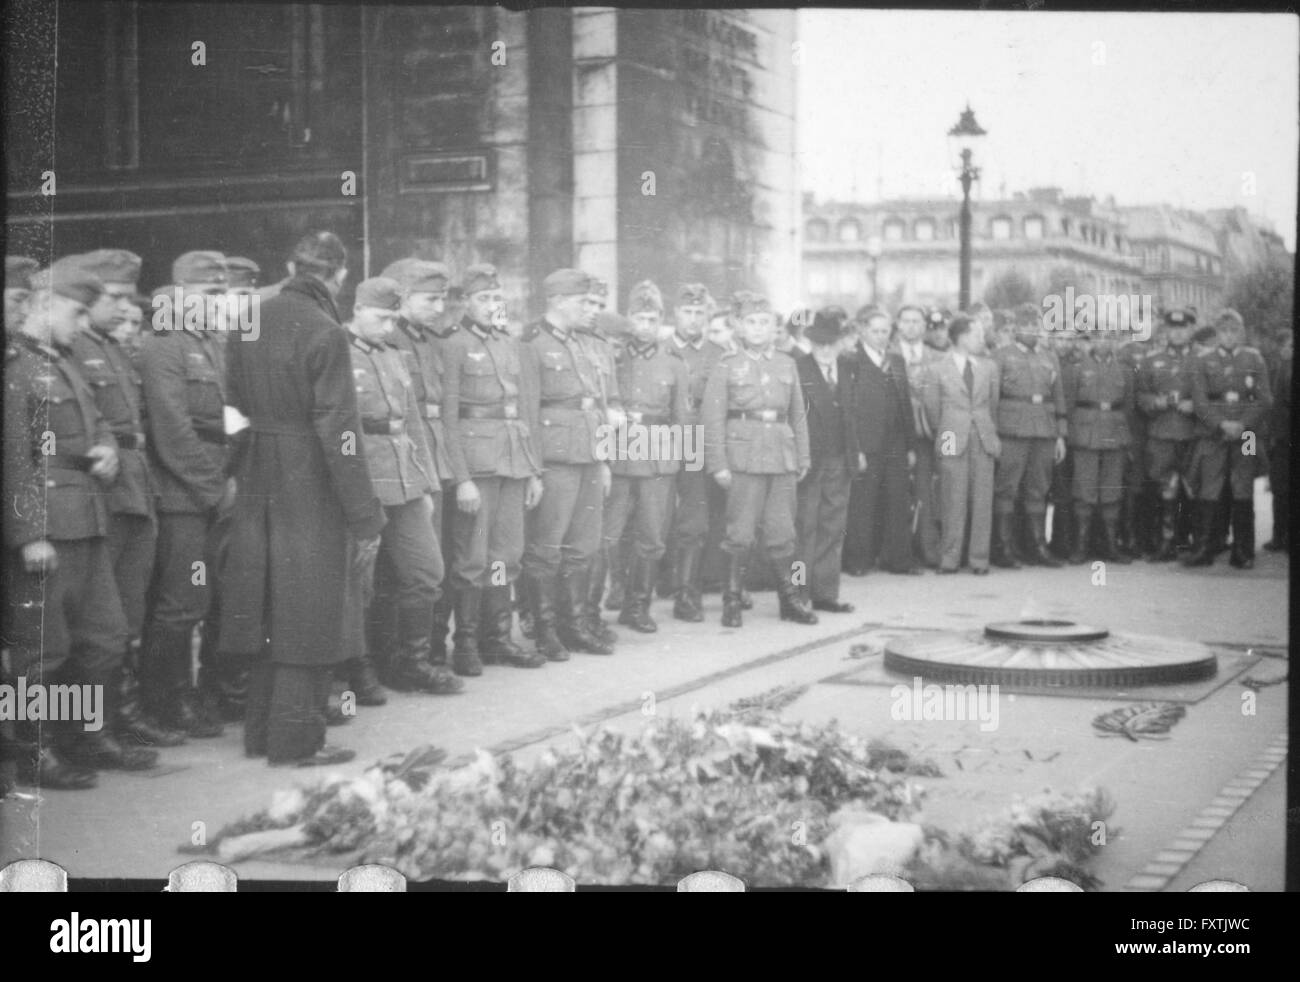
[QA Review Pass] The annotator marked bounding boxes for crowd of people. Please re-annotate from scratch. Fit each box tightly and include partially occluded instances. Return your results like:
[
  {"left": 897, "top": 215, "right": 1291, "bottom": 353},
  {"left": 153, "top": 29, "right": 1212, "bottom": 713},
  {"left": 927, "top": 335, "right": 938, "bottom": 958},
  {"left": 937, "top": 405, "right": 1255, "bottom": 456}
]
[{"left": 0, "top": 230, "right": 1290, "bottom": 792}]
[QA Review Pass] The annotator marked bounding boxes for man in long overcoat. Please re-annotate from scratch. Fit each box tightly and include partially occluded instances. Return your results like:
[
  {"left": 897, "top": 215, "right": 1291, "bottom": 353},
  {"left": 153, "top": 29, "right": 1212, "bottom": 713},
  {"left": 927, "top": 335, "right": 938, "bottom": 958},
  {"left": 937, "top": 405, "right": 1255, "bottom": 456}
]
[{"left": 220, "top": 232, "right": 385, "bottom": 766}]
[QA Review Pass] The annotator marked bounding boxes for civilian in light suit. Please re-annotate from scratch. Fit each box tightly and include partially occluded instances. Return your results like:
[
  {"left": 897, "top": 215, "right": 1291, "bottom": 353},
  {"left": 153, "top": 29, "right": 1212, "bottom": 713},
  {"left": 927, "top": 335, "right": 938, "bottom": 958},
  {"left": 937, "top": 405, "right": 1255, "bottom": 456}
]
[
  {"left": 890, "top": 304, "right": 944, "bottom": 568},
  {"left": 921, "top": 315, "right": 1001, "bottom": 574}
]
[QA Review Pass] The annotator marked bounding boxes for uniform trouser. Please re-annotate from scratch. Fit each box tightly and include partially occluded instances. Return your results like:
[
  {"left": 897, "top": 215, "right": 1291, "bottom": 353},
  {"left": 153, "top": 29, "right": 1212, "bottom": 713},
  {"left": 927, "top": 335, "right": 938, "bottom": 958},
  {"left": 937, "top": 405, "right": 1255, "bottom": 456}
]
[
  {"left": 523, "top": 462, "right": 603, "bottom": 577},
  {"left": 1269, "top": 442, "right": 1288, "bottom": 542},
  {"left": 1193, "top": 438, "right": 1257, "bottom": 502},
  {"left": 361, "top": 497, "right": 441, "bottom": 610},
  {"left": 722, "top": 472, "right": 797, "bottom": 562},
  {"left": 244, "top": 658, "right": 333, "bottom": 763},
  {"left": 107, "top": 512, "right": 156, "bottom": 642},
  {"left": 669, "top": 466, "right": 711, "bottom": 552},
  {"left": 147, "top": 510, "right": 221, "bottom": 635},
  {"left": 1, "top": 538, "right": 127, "bottom": 681},
  {"left": 845, "top": 451, "right": 912, "bottom": 570},
  {"left": 1049, "top": 446, "right": 1074, "bottom": 549},
  {"left": 795, "top": 456, "right": 851, "bottom": 602},
  {"left": 1146, "top": 438, "right": 1194, "bottom": 497},
  {"left": 938, "top": 441, "right": 995, "bottom": 570},
  {"left": 451, "top": 475, "right": 526, "bottom": 590},
  {"left": 603, "top": 474, "right": 674, "bottom": 561},
  {"left": 910, "top": 438, "right": 941, "bottom": 566},
  {"left": 994, "top": 437, "right": 1055, "bottom": 514},
  {"left": 1071, "top": 448, "right": 1126, "bottom": 506}
]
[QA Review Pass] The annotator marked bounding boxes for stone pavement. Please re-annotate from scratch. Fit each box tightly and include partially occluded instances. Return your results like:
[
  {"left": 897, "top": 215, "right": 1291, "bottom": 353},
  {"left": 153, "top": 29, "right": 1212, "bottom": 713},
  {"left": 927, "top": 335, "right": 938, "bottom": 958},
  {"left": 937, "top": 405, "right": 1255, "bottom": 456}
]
[{"left": 0, "top": 485, "right": 1288, "bottom": 889}]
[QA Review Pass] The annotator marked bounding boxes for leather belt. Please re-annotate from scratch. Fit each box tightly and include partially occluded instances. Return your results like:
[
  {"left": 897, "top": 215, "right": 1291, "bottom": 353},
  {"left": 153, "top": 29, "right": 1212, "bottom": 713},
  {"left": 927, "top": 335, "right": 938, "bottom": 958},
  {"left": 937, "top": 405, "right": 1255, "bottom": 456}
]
[
  {"left": 728, "top": 409, "right": 787, "bottom": 423},
  {"left": 113, "top": 432, "right": 147, "bottom": 451},
  {"left": 47, "top": 454, "right": 95, "bottom": 473},
  {"left": 423, "top": 403, "right": 442, "bottom": 420},
  {"left": 1210, "top": 391, "right": 1254, "bottom": 403},
  {"left": 1074, "top": 401, "right": 1118, "bottom": 411},
  {"left": 624, "top": 412, "right": 671, "bottom": 426},
  {"left": 1004, "top": 394, "right": 1048, "bottom": 405},
  {"left": 362, "top": 419, "right": 405, "bottom": 436},
  {"left": 542, "top": 396, "right": 597, "bottom": 411},
  {"left": 460, "top": 403, "right": 519, "bottom": 420}
]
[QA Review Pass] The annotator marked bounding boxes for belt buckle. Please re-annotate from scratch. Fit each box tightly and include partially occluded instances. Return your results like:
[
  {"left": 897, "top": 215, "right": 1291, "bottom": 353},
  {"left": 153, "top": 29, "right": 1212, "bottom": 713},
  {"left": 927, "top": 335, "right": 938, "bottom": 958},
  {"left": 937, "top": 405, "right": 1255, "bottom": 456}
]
[
  {"left": 1030, "top": 394, "right": 1043, "bottom": 405},
  {"left": 425, "top": 403, "right": 441, "bottom": 420},
  {"left": 503, "top": 404, "right": 519, "bottom": 419},
  {"left": 580, "top": 396, "right": 595, "bottom": 410},
  {"left": 1099, "top": 401, "right": 1112, "bottom": 412},
  {"left": 388, "top": 420, "right": 402, "bottom": 435},
  {"left": 1224, "top": 391, "right": 1239, "bottom": 404},
  {"left": 759, "top": 409, "right": 777, "bottom": 422}
]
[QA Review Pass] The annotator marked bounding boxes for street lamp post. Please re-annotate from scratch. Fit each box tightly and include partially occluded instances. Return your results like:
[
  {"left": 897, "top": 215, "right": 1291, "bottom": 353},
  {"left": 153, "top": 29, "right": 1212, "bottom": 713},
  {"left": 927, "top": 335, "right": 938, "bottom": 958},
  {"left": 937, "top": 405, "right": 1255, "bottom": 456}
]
[
  {"left": 948, "top": 104, "right": 987, "bottom": 311},
  {"left": 866, "top": 234, "right": 882, "bottom": 304}
]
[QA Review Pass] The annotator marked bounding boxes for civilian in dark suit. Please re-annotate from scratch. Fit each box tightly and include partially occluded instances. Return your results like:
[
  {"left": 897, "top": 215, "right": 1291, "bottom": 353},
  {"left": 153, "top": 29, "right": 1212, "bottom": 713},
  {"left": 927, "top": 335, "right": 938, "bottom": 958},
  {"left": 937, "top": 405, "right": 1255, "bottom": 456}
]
[
  {"left": 795, "top": 312, "right": 861, "bottom": 612},
  {"left": 1263, "top": 327, "right": 1291, "bottom": 552},
  {"left": 921, "top": 315, "right": 1001, "bottom": 573},
  {"left": 842, "top": 308, "right": 918, "bottom": 575}
]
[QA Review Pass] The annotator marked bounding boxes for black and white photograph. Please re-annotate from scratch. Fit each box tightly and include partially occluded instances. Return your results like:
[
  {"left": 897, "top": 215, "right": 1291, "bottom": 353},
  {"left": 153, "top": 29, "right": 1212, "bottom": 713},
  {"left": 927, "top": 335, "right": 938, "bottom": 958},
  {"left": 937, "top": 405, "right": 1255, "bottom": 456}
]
[{"left": 0, "top": 2, "right": 1294, "bottom": 898}]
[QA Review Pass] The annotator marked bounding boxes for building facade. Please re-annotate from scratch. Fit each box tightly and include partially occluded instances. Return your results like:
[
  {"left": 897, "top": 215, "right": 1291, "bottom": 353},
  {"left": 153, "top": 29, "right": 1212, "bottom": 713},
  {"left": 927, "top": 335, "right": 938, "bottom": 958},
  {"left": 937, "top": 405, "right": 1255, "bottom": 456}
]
[{"left": 4, "top": 2, "right": 797, "bottom": 315}]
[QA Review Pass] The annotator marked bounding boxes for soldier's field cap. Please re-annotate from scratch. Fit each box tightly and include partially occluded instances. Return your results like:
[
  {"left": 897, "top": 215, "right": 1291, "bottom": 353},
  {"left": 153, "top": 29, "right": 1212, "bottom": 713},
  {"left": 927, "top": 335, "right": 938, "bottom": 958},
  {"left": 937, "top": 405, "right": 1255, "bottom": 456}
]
[
  {"left": 1191, "top": 325, "right": 1217, "bottom": 345},
  {"left": 1216, "top": 308, "right": 1244, "bottom": 327},
  {"left": 543, "top": 268, "right": 591, "bottom": 298},
  {"left": 588, "top": 275, "right": 609, "bottom": 298},
  {"left": 354, "top": 276, "right": 403, "bottom": 311},
  {"left": 173, "top": 251, "right": 227, "bottom": 287},
  {"left": 627, "top": 279, "right": 663, "bottom": 314},
  {"left": 6, "top": 256, "right": 39, "bottom": 290},
  {"left": 806, "top": 310, "right": 847, "bottom": 345},
  {"left": 1014, "top": 302, "right": 1043, "bottom": 328},
  {"left": 731, "top": 290, "right": 771, "bottom": 319},
  {"left": 1162, "top": 307, "right": 1195, "bottom": 327},
  {"left": 32, "top": 263, "right": 104, "bottom": 306},
  {"left": 381, "top": 257, "right": 450, "bottom": 294},
  {"left": 73, "top": 248, "right": 142, "bottom": 286},
  {"left": 855, "top": 303, "right": 885, "bottom": 323},
  {"left": 462, "top": 263, "right": 501, "bottom": 296},
  {"left": 677, "top": 282, "right": 711, "bottom": 307},
  {"left": 225, "top": 257, "right": 260, "bottom": 289},
  {"left": 594, "top": 310, "right": 630, "bottom": 336},
  {"left": 927, "top": 308, "right": 949, "bottom": 328}
]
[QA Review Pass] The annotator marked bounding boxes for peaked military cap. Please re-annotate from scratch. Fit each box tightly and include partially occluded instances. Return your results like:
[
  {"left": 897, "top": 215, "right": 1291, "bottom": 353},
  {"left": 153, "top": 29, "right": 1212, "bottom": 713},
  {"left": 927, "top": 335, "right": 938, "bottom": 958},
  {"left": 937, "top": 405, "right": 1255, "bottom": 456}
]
[
  {"left": 70, "top": 248, "right": 142, "bottom": 286},
  {"left": 173, "top": 251, "right": 227, "bottom": 286},
  {"left": 627, "top": 279, "right": 663, "bottom": 314}
]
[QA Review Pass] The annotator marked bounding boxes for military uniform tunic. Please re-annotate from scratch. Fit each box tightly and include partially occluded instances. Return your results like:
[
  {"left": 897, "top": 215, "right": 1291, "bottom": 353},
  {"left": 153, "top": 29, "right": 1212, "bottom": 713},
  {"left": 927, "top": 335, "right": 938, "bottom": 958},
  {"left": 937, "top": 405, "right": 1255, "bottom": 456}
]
[
  {"left": 1063, "top": 350, "right": 1134, "bottom": 506},
  {"left": 667, "top": 334, "right": 726, "bottom": 552},
  {"left": 441, "top": 318, "right": 540, "bottom": 589},
  {"left": 69, "top": 326, "right": 157, "bottom": 640},
  {"left": 1190, "top": 344, "right": 1272, "bottom": 501},
  {"left": 991, "top": 341, "right": 1067, "bottom": 514},
  {"left": 2, "top": 336, "right": 127, "bottom": 678},
  {"left": 1137, "top": 343, "right": 1197, "bottom": 495},
  {"left": 519, "top": 318, "right": 616, "bottom": 577},
  {"left": 702, "top": 344, "right": 810, "bottom": 559},
  {"left": 603, "top": 341, "right": 690, "bottom": 561}
]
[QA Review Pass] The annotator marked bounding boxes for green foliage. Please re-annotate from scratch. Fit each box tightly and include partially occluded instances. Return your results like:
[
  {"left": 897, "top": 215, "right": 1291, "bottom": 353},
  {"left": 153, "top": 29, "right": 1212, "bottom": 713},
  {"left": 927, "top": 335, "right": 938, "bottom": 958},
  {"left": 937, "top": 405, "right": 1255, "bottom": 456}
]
[
  {"left": 983, "top": 268, "right": 1037, "bottom": 310},
  {"left": 1224, "top": 259, "right": 1295, "bottom": 349}
]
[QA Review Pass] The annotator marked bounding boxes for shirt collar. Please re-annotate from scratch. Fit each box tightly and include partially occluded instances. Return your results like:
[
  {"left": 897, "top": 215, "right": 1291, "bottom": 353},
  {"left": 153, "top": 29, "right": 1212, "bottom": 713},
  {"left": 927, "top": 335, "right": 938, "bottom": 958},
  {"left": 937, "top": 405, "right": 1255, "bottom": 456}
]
[
  {"left": 544, "top": 316, "right": 570, "bottom": 342},
  {"left": 952, "top": 350, "right": 968, "bottom": 370},
  {"left": 864, "top": 344, "right": 886, "bottom": 366},
  {"left": 464, "top": 317, "right": 494, "bottom": 341},
  {"left": 673, "top": 332, "right": 704, "bottom": 351},
  {"left": 742, "top": 344, "right": 773, "bottom": 361}
]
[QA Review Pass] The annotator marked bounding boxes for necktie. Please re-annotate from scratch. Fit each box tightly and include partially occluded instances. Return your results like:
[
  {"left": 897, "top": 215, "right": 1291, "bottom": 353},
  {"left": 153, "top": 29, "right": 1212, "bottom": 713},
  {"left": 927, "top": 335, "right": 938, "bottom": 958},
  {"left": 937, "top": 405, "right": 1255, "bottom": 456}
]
[
  {"left": 822, "top": 361, "right": 835, "bottom": 386},
  {"left": 963, "top": 359, "right": 974, "bottom": 394}
]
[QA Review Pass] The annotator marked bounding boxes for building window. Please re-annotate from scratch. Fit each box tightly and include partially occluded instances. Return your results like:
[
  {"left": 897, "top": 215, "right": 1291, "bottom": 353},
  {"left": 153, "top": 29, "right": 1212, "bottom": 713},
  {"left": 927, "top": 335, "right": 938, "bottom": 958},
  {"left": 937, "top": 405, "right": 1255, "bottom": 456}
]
[
  {"left": 839, "top": 266, "right": 860, "bottom": 294},
  {"left": 808, "top": 270, "right": 829, "bottom": 295},
  {"left": 806, "top": 219, "right": 830, "bottom": 243},
  {"left": 944, "top": 218, "right": 957, "bottom": 239},
  {"left": 1024, "top": 216, "right": 1044, "bottom": 239},
  {"left": 838, "top": 219, "right": 861, "bottom": 243},
  {"left": 883, "top": 219, "right": 905, "bottom": 242},
  {"left": 1061, "top": 217, "right": 1072, "bottom": 237},
  {"left": 991, "top": 216, "right": 1012, "bottom": 241},
  {"left": 914, "top": 218, "right": 936, "bottom": 241},
  {"left": 1114, "top": 234, "right": 1123, "bottom": 253}
]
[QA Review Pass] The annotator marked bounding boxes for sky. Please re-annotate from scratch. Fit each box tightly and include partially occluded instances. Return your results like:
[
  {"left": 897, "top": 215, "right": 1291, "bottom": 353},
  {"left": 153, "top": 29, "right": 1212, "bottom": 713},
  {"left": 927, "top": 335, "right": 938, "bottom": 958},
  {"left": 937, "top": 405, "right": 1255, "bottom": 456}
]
[{"left": 796, "top": 10, "right": 1298, "bottom": 249}]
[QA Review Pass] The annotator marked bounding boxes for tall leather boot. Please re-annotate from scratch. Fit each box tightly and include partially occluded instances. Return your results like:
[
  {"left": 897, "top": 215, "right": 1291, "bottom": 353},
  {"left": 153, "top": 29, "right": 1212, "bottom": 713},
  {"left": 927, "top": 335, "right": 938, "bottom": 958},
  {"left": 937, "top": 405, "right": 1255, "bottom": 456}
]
[
  {"left": 14, "top": 719, "right": 98, "bottom": 790},
  {"left": 1229, "top": 499, "right": 1255, "bottom": 569},
  {"left": 991, "top": 512, "right": 1022, "bottom": 569},
  {"left": 427, "top": 588, "right": 453, "bottom": 666},
  {"left": 383, "top": 605, "right": 464, "bottom": 694},
  {"left": 558, "top": 568, "right": 615, "bottom": 654},
  {"left": 525, "top": 572, "right": 567, "bottom": 662},
  {"left": 672, "top": 544, "right": 705, "bottom": 622},
  {"left": 1116, "top": 492, "right": 1140, "bottom": 559},
  {"left": 740, "top": 545, "right": 755, "bottom": 609},
  {"left": 774, "top": 555, "right": 818, "bottom": 624},
  {"left": 1151, "top": 497, "right": 1180, "bottom": 562},
  {"left": 1068, "top": 505, "right": 1091, "bottom": 564},
  {"left": 583, "top": 548, "right": 619, "bottom": 646},
  {"left": 1182, "top": 501, "right": 1218, "bottom": 567},
  {"left": 1026, "top": 512, "right": 1063, "bottom": 567},
  {"left": 346, "top": 654, "right": 387, "bottom": 706},
  {"left": 603, "top": 540, "right": 629, "bottom": 611},
  {"left": 481, "top": 584, "right": 528, "bottom": 661},
  {"left": 117, "top": 642, "right": 185, "bottom": 747},
  {"left": 451, "top": 586, "right": 485, "bottom": 676},
  {"left": 1098, "top": 505, "right": 1132, "bottom": 564},
  {"left": 721, "top": 552, "right": 746, "bottom": 628},
  {"left": 618, "top": 556, "right": 658, "bottom": 633},
  {"left": 150, "top": 625, "right": 224, "bottom": 738},
  {"left": 63, "top": 664, "right": 159, "bottom": 771}
]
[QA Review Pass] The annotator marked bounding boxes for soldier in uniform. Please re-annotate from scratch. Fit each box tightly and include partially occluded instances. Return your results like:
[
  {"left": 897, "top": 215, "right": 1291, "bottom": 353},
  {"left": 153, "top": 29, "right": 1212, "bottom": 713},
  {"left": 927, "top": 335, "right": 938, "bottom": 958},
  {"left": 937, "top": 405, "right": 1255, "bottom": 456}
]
[
  {"left": 891, "top": 304, "right": 944, "bottom": 568},
  {"left": 5, "top": 256, "right": 38, "bottom": 332},
  {"left": 665, "top": 283, "right": 723, "bottom": 621},
  {"left": 705, "top": 307, "right": 735, "bottom": 352},
  {"left": 603, "top": 293, "right": 689, "bottom": 632},
  {"left": 1063, "top": 332, "right": 1136, "bottom": 563},
  {"left": 378, "top": 258, "right": 467, "bottom": 681},
  {"left": 65, "top": 250, "right": 182, "bottom": 747},
  {"left": 702, "top": 291, "right": 816, "bottom": 628},
  {"left": 3, "top": 264, "right": 157, "bottom": 786},
  {"left": 1047, "top": 325, "right": 1085, "bottom": 560},
  {"left": 1136, "top": 308, "right": 1199, "bottom": 561},
  {"left": 924, "top": 308, "right": 952, "bottom": 353},
  {"left": 442, "top": 264, "right": 546, "bottom": 673},
  {"left": 990, "top": 303, "right": 1067, "bottom": 567},
  {"left": 345, "top": 277, "right": 462, "bottom": 697},
  {"left": 519, "top": 268, "right": 618, "bottom": 657},
  {"left": 138, "top": 251, "right": 231, "bottom": 738},
  {"left": 1185, "top": 309, "right": 1272, "bottom": 568},
  {"left": 1263, "top": 328, "right": 1291, "bottom": 553},
  {"left": 1117, "top": 324, "right": 1155, "bottom": 559}
]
